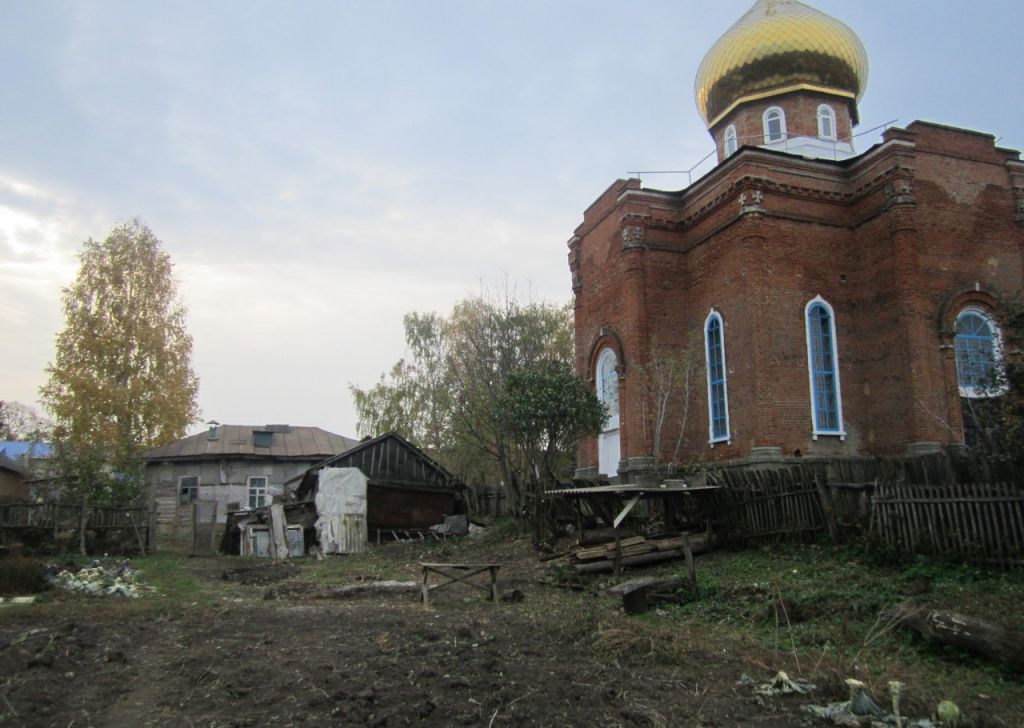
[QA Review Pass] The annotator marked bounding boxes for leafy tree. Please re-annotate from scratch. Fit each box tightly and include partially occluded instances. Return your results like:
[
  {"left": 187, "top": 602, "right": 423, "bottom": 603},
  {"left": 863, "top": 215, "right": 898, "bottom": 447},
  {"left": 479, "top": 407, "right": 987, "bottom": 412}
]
[
  {"left": 40, "top": 219, "right": 199, "bottom": 511},
  {"left": 350, "top": 284, "right": 576, "bottom": 525},
  {"left": 0, "top": 400, "right": 52, "bottom": 441},
  {"left": 497, "top": 360, "right": 606, "bottom": 541}
]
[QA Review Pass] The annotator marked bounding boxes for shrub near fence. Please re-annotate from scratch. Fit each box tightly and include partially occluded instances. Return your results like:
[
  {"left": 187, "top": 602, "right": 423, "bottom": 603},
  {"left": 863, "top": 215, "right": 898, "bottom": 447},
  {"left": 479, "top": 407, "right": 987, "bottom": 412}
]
[{"left": 0, "top": 502, "right": 150, "bottom": 555}]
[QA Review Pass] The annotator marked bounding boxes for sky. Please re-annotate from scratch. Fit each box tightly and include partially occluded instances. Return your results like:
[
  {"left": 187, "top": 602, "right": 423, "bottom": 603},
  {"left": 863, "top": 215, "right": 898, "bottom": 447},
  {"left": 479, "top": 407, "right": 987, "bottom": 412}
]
[{"left": 2, "top": 0, "right": 1022, "bottom": 439}]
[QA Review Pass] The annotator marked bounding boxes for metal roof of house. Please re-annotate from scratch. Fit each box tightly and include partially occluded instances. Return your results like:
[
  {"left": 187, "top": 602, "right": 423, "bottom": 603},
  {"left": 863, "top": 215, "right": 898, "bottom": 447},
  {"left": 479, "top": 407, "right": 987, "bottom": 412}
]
[
  {"left": 143, "top": 425, "right": 359, "bottom": 462},
  {"left": 0, "top": 441, "right": 54, "bottom": 460},
  {"left": 0, "top": 452, "right": 27, "bottom": 476}
]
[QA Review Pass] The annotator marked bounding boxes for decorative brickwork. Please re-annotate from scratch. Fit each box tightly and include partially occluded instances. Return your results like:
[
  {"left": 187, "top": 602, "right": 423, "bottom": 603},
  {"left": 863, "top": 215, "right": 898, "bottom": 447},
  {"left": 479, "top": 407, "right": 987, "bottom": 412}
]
[{"left": 571, "top": 122, "right": 1024, "bottom": 480}]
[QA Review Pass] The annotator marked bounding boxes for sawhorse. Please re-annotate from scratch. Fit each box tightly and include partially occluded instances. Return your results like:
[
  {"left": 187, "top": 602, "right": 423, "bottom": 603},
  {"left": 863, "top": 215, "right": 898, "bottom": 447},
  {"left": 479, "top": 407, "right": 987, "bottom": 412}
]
[{"left": 420, "top": 562, "right": 500, "bottom": 606}]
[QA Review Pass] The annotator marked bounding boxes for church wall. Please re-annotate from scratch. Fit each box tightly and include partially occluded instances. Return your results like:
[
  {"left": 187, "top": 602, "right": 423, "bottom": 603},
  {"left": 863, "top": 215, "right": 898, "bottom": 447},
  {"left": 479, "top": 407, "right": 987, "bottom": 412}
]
[{"left": 571, "top": 124, "right": 1023, "bottom": 477}]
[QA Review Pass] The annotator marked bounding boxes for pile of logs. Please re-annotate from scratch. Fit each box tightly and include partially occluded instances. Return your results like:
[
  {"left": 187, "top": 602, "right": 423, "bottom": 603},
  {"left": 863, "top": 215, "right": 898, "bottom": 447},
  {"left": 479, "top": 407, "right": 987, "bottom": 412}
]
[{"left": 570, "top": 532, "right": 710, "bottom": 574}]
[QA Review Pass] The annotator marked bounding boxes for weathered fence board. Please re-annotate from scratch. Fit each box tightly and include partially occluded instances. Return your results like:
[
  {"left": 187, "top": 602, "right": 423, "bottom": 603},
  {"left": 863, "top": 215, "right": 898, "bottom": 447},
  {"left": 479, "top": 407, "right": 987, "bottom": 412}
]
[
  {"left": 871, "top": 481, "right": 1024, "bottom": 565},
  {"left": 0, "top": 502, "right": 150, "bottom": 554}
]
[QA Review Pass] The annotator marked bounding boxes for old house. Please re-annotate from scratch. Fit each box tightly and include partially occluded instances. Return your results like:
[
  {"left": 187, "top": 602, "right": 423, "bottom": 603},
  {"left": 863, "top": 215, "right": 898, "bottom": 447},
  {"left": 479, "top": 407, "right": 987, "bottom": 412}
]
[
  {"left": 291, "top": 431, "right": 466, "bottom": 538},
  {"left": 144, "top": 424, "right": 359, "bottom": 540},
  {"left": 0, "top": 453, "right": 28, "bottom": 502},
  {"left": 571, "top": 0, "right": 1023, "bottom": 482}
]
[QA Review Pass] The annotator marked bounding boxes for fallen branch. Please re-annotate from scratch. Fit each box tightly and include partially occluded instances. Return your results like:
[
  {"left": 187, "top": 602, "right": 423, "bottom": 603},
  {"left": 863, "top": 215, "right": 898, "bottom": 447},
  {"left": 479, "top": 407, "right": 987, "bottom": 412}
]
[
  {"left": 885, "top": 605, "right": 1024, "bottom": 670},
  {"left": 265, "top": 580, "right": 419, "bottom": 600}
]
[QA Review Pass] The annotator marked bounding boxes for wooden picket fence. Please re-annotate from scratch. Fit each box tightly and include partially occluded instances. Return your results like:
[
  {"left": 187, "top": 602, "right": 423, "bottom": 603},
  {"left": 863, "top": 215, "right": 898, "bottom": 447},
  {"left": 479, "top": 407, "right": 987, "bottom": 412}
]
[
  {"left": 701, "top": 455, "right": 1024, "bottom": 567},
  {"left": 709, "top": 466, "right": 830, "bottom": 541},
  {"left": 0, "top": 502, "right": 150, "bottom": 553},
  {"left": 870, "top": 481, "right": 1024, "bottom": 566}
]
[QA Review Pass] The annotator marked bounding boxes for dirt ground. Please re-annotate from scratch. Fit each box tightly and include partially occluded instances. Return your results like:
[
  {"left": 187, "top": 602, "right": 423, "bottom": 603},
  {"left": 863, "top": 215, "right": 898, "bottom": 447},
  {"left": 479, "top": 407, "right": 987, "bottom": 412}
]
[
  {"left": 1, "top": 539, "right": 1020, "bottom": 727},
  {"left": 0, "top": 547, "right": 827, "bottom": 728}
]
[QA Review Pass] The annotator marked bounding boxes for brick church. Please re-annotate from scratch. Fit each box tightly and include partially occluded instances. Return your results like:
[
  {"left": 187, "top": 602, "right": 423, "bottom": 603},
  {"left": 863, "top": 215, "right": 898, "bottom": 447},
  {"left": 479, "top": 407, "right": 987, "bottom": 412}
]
[{"left": 570, "top": 0, "right": 1024, "bottom": 482}]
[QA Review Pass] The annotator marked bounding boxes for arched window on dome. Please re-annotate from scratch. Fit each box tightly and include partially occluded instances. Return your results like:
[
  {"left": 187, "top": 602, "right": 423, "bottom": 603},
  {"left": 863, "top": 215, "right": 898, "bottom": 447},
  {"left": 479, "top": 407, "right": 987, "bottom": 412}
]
[
  {"left": 805, "top": 296, "right": 845, "bottom": 438},
  {"left": 954, "top": 307, "right": 1005, "bottom": 398},
  {"left": 763, "top": 107, "right": 786, "bottom": 144},
  {"left": 724, "top": 125, "right": 738, "bottom": 156},
  {"left": 817, "top": 104, "right": 836, "bottom": 140},
  {"left": 704, "top": 310, "right": 731, "bottom": 444}
]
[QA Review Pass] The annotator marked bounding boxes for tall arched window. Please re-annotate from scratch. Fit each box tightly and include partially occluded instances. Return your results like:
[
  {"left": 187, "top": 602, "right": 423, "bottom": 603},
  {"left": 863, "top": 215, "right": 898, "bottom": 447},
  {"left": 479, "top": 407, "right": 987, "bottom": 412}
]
[
  {"left": 724, "top": 125, "right": 738, "bottom": 156},
  {"left": 705, "top": 310, "right": 730, "bottom": 444},
  {"left": 816, "top": 104, "right": 836, "bottom": 140},
  {"left": 596, "top": 348, "right": 620, "bottom": 477},
  {"left": 763, "top": 107, "right": 786, "bottom": 144},
  {"left": 954, "top": 307, "right": 1003, "bottom": 397},
  {"left": 805, "top": 296, "right": 845, "bottom": 438}
]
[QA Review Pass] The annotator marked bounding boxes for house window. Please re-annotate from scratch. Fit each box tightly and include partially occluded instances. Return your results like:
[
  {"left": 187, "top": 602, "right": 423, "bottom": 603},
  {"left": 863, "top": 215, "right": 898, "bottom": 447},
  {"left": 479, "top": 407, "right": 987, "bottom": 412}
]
[
  {"left": 817, "top": 104, "right": 836, "bottom": 140},
  {"left": 955, "top": 308, "right": 1003, "bottom": 397},
  {"left": 724, "top": 125, "right": 738, "bottom": 156},
  {"left": 705, "top": 310, "right": 731, "bottom": 443},
  {"left": 805, "top": 296, "right": 845, "bottom": 437},
  {"left": 763, "top": 107, "right": 786, "bottom": 144},
  {"left": 253, "top": 430, "right": 273, "bottom": 448},
  {"left": 179, "top": 475, "right": 199, "bottom": 505},
  {"left": 248, "top": 476, "right": 268, "bottom": 508}
]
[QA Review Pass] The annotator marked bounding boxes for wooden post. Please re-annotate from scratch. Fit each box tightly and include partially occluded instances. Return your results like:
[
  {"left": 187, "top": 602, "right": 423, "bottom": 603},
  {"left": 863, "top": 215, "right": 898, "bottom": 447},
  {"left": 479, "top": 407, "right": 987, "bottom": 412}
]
[
  {"left": 191, "top": 501, "right": 198, "bottom": 555},
  {"left": 815, "top": 475, "right": 840, "bottom": 544},
  {"left": 209, "top": 501, "right": 219, "bottom": 553},
  {"left": 682, "top": 533, "right": 698, "bottom": 592},
  {"left": 421, "top": 566, "right": 430, "bottom": 607},
  {"left": 613, "top": 530, "right": 623, "bottom": 578},
  {"left": 147, "top": 505, "right": 157, "bottom": 554},
  {"left": 79, "top": 498, "right": 88, "bottom": 556},
  {"left": 128, "top": 510, "right": 147, "bottom": 555}
]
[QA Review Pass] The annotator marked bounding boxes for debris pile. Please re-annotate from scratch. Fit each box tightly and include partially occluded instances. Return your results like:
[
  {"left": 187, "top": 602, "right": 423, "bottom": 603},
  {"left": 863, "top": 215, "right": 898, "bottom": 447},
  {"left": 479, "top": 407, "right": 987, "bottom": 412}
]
[
  {"left": 803, "top": 679, "right": 940, "bottom": 727},
  {"left": 47, "top": 560, "right": 147, "bottom": 598},
  {"left": 570, "top": 532, "right": 710, "bottom": 573}
]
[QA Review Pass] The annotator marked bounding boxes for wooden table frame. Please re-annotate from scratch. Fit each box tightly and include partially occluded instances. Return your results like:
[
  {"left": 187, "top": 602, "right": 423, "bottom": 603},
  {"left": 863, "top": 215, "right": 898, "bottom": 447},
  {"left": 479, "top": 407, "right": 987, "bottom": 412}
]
[{"left": 420, "top": 562, "right": 500, "bottom": 606}]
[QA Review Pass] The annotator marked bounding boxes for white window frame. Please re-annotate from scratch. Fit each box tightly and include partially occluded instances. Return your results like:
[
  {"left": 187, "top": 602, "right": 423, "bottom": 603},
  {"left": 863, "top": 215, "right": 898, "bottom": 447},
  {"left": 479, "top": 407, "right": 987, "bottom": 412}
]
[
  {"left": 704, "top": 309, "right": 732, "bottom": 445},
  {"left": 724, "top": 125, "right": 738, "bottom": 156},
  {"left": 248, "top": 476, "right": 268, "bottom": 509},
  {"left": 954, "top": 306, "right": 1006, "bottom": 398},
  {"left": 596, "top": 347, "right": 621, "bottom": 478},
  {"left": 597, "top": 348, "right": 620, "bottom": 429},
  {"left": 817, "top": 104, "right": 837, "bottom": 140},
  {"left": 179, "top": 475, "right": 199, "bottom": 505},
  {"left": 804, "top": 295, "right": 846, "bottom": 439},
  {"left": 763, "top": 106, "right": 787, "bottom": 144}
]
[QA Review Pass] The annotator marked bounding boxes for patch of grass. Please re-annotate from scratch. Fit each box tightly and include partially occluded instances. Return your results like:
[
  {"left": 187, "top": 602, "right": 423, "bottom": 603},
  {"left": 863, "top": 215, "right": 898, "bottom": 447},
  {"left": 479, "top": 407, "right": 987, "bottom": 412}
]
[
  {"left": 133, "top": 552, "right": 220, "bottom": 606},
  {"left": 625, "top": 542, "right": 1024, "bottom": 720}
]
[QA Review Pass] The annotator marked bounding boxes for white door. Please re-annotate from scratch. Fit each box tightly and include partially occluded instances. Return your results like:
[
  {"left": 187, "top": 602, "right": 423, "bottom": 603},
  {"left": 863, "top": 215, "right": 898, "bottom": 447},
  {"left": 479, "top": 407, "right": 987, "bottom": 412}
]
[{"left": 597, "top": 348, "right": 620, "bottom": 478}]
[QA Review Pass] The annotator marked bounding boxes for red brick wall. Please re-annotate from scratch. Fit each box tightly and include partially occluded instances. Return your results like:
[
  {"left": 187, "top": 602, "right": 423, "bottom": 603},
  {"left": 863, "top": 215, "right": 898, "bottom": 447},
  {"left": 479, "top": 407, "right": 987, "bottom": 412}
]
[
  {"left": 710, "top": 90, "right": 856, "bottom": 161},
  {"left": 571, "top": 119, "right": 1023, "bottom": 474}
]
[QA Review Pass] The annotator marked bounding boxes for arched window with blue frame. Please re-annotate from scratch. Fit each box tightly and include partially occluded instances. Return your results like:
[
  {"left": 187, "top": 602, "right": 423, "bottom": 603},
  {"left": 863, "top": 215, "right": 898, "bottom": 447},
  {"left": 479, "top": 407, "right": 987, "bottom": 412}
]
[
  {"left": 596, "top": 347, "right": 621, "bottom": 477},
  {"left": 805, "top": 296, "right": 845, "bottom": 438},
  {"left": 954, "top": 307, "right": 1003, "bottom": 398},
  {"left": 704, "top": 309, "right": 730, "bottom": 444}
]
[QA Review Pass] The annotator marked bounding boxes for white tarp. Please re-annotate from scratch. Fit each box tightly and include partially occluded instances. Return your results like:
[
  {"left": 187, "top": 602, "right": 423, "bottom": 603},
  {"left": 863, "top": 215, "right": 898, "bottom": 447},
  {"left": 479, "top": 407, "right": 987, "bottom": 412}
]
[{"left": 314, "top": 467, "right": 368, "bottom": 554}]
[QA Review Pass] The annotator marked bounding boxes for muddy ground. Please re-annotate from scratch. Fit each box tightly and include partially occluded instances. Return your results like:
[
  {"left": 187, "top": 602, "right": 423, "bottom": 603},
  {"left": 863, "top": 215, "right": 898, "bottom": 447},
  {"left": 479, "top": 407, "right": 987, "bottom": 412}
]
[
  {"left": 0, "top": 550, "right": 825, "bottom": 728},
  {"left": 1, "top": 540, "right": 1020, "bottom": 727}
]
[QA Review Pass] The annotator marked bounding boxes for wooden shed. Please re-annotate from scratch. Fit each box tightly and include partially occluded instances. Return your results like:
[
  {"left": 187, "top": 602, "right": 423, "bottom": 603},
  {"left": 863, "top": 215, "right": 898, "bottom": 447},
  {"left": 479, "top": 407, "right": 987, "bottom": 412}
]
[{"left": 291, "top": 432, "right": 465, "bottom": 536}]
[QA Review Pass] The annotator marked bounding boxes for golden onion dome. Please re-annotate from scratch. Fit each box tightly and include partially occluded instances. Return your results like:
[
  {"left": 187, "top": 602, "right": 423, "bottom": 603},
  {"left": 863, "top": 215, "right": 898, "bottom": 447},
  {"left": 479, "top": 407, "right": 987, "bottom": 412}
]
[{"left": 695, "top": 0, "right": 869, "bottom": 127}]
